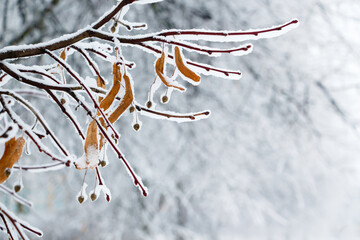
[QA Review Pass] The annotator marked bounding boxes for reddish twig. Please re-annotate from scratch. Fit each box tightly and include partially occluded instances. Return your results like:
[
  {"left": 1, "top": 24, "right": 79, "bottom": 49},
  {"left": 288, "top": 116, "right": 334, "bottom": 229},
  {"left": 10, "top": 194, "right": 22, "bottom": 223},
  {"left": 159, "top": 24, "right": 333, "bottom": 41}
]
[
  {"left": 70, "top": 45, "right": 106, "bottom": 84},
  {"left": 0, "top": 96, "right": 70, "bottom": 165},
  {"left": 45, "top": 49, "right": 120, "bottom": 139},
  {"left": 0, "top": 185, "right": 32, "bottom": 207},
  {"left": 45, "top": 89, "right": 85, "bottom": 140},
  {"left": 136, "top": 43, "right": 242, "bottom": 78},
  {"left": 0, "top": 18, "right": 298, "bottom": 61},
  {"left": 13, "top": 162, "right": 65, "bottom": 171},
  {"left": 84, "top": 47, "right": 135, "bottom": 69},
  {"left": 140, "top": 37, "right": 252, "bottom": 55},
  {"left": 136, "top": 105, "right": 210, "bottom": 121},
  {"left": 0, "top": 213, "right": 13, "bottom": 240},
  {"left": 18, "top": 69, "right": 60, "bottom": 84},
  {"left": 67, "top": 91, "right": 148, "bottom": 196},
  {"left": 0, "top": 61, "right": 73, "bottom": 92},
  {"left": 91, "top": 0, "right": 136, "bottom": 30},
  {"left": 0, "top": 205, "right": 42, "bottom": 238},
  {"left": 0, "top": 90, "right": 70, "bottom": 157},
  {"left": 156, "top": 19, "right": 299, "bottom": 38}
]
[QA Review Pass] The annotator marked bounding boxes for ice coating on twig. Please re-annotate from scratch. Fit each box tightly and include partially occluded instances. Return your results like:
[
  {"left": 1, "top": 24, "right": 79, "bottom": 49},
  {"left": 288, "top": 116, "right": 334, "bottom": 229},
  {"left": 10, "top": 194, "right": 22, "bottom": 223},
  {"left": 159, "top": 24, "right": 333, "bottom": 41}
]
[
  {"left": 0, "top": 96, "right": 69, "bottom": 164},
  {"left": 77, "top": 183, "right": 88, "bottom": 203},
  {"left": 0, "top": 185, "right": 32, "bottom": 207},
  {"left": 134, "top": 0, "right": 164, "bottom": 4},
  {"left": 153, "top": 19, "right": 299, "bottom": 42},
  {"left": 0, "top": 203, "right": 43, "bottom": 238},
  {"left": 0, "top": 124, "right": 18, "bottom": 144},
  {"left": 13, "top": 162, "right": 66, "bottom": 172}
]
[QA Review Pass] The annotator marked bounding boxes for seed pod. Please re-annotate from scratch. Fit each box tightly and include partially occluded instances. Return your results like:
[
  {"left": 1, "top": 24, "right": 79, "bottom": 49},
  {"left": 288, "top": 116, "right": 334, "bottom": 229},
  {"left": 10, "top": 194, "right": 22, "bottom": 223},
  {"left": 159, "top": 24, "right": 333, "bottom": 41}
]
[
  {"left": 60, "top": 98, "right": 66, "bottom": 105},
  {"left": 78, "top": 195, "right": 85, "bottom": 204},
  {"left": 174, "top": 46, "right": 200, "bottom": 83},
  {"left": 99, "top": 160, "right": 107, "bottom": 168},
  {"left": 129, "top": 106, "right": 135, "bottom": 113},
  {"left": 90, "top": 193, "right": 97, "bottom": 201},
  {"left": 0, "top": 137, "right": 25, "bottom": 184},
  {"left": 14, "top": 185, "right": 21, "bottom": 193},
  {"left": 108, "top": 72, "right": 134, "bottom": 124},
  {"left": 146, "top": 101, "right": 152, "bottom": 108},
  {"left": 111, "top": 26, "right": 116, "bottom": 33},
  {"left": 100, "top": 63, "right": 121, "bottom": 111},
  {"left": 162, "top": 96, "right": 168, "bottom": 103},
  {"left": 155, "top": 51, "right": 186, "bottom": 92},
  {"left": 4, "top": 168, "right": 11, "bottom": 178},
  {"left": 133, "top": 123, "right": 140, "bottom": 131}
]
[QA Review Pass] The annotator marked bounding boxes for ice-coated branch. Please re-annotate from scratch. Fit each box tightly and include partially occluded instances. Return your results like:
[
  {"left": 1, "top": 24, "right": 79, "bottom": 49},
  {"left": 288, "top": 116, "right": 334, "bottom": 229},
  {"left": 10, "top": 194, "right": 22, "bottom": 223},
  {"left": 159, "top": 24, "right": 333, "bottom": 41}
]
[
  {"left": 0, "top": 96, "right": 70, "bottom": 166},
  {"left": 0, "top": 185, "right": 32, "bottom": 208},
  {"left": 0, "top": 15, "right": 298, "bottom": 62},
  {"left": 136, "top": 43, "right": 243, "bottom": 78},
  {"left": 155, "top": 19, "right": 299, "bottom": 41},
  {"left": 66, "top": 91, "right": 148, "bottom": 196},
  {"left": 18, "top": 68, "right": 60, "bottom": 84},
  {"left": 91, "top": 0, "right": 138, "bottom": 30},
  {"left": 135, "top": 104, "right": 210, "bottom": 122},
  {"left": 0, "top": 203, "right": 43, "bottom": 239},
  {"left": 70, "top": 45, "right": 106, "bottom": 84},
  {"left": 13, "top": 162, "right": 66, "bottom": 172},
  {"left": 84, "top": 47, "right": 135, "bottom": 69},
  {"left": 45, "top": 89, "right": 85, "bottom": 140},
  {"left": 13, "top": 87, "right": 211, "bottom": 123},
  {"left": 45, "top": 49, "right": 121, "bottom": 140},
  {"left": 0, "top": 0, "right": 133, "bottom": 60},
  {"left": 0, "top": 90, "right": 70, "bottom": 157},
  {"left": 0, "top": 61, "right": 73, "bottom": 92}
]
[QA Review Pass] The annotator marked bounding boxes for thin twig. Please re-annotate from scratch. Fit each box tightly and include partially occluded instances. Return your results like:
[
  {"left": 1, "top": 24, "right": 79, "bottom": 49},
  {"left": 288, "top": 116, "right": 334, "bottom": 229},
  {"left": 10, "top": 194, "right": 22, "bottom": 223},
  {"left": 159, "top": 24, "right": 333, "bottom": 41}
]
[
  {"left": 45, "top": 50, "right": 120, "bottom": 139},
  {"left": 45, "top": 89, "right": 85, "bottom": 140},
  {"left": 0, "top": 90, "right": 69, "bottom": 157},
  {"left": 67, "top": 91, "right": 148, "bottom": 196},
  {"left": 0, "top": 96, "right": 70, "bottom": 165},
  {"left": 0, "top": 185, "right": 32, "bottom": 207}
]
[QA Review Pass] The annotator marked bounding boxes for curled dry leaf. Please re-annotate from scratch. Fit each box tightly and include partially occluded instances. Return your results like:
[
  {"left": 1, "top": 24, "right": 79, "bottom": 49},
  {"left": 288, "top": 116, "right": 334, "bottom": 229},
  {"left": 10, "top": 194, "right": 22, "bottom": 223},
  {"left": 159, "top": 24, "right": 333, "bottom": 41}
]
[
  {"left": 60, "top": 49, "right": 66, "bottom": 60},
  {"left": 97, "top": 76, "right": 106, "bottom": 103},
  {"left": 0, "top": 137, "right": 25, "bottom": 183},
  {"left": 75, "top": 120, "right": 98, "bottom": 169},
  {"left": 56, "top": 49, "right": 67, "bottom": 69},
  {"left": 155, "top": 51, "right": 186, "bottom": 92},
  {"left": 98, "top": 117, "right": 106, "bottom": 150},
  {"left": 98, "top": 63, "right": 122, "bottom": 149},
  {"left": 108, "top": 71, "right": 134, "bottom": 124},
  {"left": 100, "top": 63, "right": 121, "bottom": 111},
  {"left": 174, "top": 46, "right": 200, "bottom": 83}
]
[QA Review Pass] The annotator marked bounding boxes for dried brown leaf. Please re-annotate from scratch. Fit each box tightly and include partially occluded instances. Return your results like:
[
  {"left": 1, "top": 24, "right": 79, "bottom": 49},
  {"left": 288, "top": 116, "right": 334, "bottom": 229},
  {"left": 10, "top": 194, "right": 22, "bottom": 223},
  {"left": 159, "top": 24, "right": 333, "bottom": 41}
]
[
  {"left": 85, "top": 120, "right": 98, "bottom": 156},
  {"left": 108, "top": 72, "right": 134, "bottom": 124},
  {"left": 174, "top": 46, "right": 200, "bottom": 83},
  {"left": 155, "top": 52, "right": 186, "bottom": 92},
  {"left": 98, "top": 117, "right": 106, "bottom": 150},
  {"left": 75, "top": 120, "right": 99, "bottom": 170},
  {"left": 0, "top": 137, "right": 25, "bottom": 183},
  {"left": 97, "top": 76, "right": 106, "bottom": 103},
  {"left": 100, "top": 63, "right": 121, "bottom": 111},
  {"left": 60, "top": 49, "right": 66, "bottom": 60}
]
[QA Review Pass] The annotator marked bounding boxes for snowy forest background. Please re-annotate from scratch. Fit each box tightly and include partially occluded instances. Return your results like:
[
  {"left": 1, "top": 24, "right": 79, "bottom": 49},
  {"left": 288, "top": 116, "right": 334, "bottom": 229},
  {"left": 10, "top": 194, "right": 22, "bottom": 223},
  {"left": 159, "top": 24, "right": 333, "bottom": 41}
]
[{"left": 1, "top": 0, "right": 360, "bottom": 239}]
